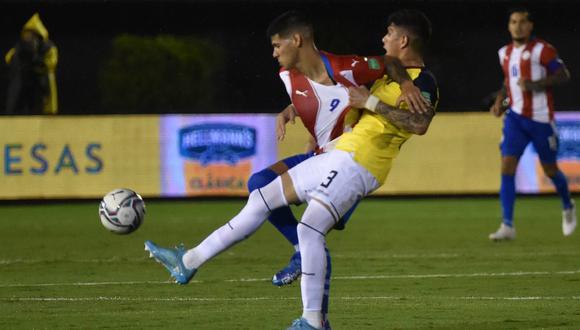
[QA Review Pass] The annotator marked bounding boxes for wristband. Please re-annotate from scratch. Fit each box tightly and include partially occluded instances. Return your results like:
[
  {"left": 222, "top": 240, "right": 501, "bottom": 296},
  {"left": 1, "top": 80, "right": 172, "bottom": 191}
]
[{"left": 364, "top": 95, "right": 380, "bottom": 112}]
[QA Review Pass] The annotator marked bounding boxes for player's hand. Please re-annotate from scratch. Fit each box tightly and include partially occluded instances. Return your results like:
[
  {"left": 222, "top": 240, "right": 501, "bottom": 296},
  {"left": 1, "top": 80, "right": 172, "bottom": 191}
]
[
  {"left": 348, "top": 86, "right": 371, "bottom": 109},
  {"left": 489, "top": 103, "right": 501, "bottom": 117},
  {"left": 397, "top": 80, "right": 430, "bottom": 113},
  {"left": 276, "top": 105, "right": 296, "bottom": 141},
  {"left": 489, "top": 100, "right": 505, "bottom": 117}
]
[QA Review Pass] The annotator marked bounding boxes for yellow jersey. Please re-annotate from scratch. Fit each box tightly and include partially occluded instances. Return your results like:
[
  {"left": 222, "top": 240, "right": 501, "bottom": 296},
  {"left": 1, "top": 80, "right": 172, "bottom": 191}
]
[{"left": 335, "top": 67, "right": 439, "bottom": 184}]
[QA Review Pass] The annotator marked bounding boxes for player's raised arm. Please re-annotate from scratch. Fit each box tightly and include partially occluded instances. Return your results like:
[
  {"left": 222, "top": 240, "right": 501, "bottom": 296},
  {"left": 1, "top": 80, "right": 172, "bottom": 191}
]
[
  {"left": 349, "top": 54, "right": 428, "bottom": 114},
  {"left": 348, "top": 85, "right": 434, "bottom": 135},
  {"left": 383, "top": 55, "right": 430, "bottom": 114},
  {"left": 276, "top": 104, "right": 298, "bottom": 141}
]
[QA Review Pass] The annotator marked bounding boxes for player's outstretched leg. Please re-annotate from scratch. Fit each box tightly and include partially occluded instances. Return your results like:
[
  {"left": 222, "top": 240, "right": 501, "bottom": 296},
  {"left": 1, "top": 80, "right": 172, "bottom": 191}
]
[
  {"left": 144, "top": 240, "right": 197, "bottom": 285},
  {"left": 250, "top": 168, "right": 302, "bottom": 287},
  {"left": 249, "top": 169, "right": 301, "bottom": 246},
  {"left": 145, "top": 178, "right": 288, "bottom": 285}
]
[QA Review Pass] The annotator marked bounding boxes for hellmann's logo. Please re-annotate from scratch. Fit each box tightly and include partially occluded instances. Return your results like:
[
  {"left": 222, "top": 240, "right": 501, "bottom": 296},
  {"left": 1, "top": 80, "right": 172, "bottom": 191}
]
[{"left": 179, "top": 123, "right": 256, "bottom": 166}]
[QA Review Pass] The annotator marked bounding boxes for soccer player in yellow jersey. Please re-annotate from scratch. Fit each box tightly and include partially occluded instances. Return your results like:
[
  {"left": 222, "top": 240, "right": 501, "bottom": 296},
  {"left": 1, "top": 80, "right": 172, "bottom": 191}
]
[
  {"left": 144, "top": 9, "right": 437, "bottom": 330},
  {"left": 343, "top": 12, "right": 438, "bottom": 185}
]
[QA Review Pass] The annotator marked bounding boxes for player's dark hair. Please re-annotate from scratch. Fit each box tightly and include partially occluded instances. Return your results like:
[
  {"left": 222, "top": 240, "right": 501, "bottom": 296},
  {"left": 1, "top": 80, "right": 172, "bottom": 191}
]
[
  {"left": 508, "top": 6, "right": 534, "bottom": 22},
  {"left": 267, "top": 10, "right": 314, "bottom": 40},
  {"left": 387, "top": 9, "right": 432, "bottom": 56}
]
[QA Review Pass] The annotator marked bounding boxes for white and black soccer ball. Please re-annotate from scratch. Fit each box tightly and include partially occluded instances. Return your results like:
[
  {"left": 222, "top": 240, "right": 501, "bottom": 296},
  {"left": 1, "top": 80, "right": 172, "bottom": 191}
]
[{"left": 99, "top": 188, "right": 146, "bottom": 234}]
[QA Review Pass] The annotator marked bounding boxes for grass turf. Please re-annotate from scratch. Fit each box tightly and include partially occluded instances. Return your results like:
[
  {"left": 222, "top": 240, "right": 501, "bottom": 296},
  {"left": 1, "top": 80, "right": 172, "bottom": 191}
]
[{"left": 0, "top": 197, "right": 579, "bottom": 329}]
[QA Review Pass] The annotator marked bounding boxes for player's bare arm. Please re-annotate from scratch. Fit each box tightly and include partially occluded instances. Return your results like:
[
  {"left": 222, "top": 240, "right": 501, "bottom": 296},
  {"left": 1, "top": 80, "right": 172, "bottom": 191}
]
[
  {"left": 276, "top": 104, "right": 297, "bottom": 141},
  {"left": 490, "top": 85, "right": 508, "bottom": 117},
  {"left": 383, "top": 55, "right": 430, "bottom": 114},
  {"left": 518, "top": 66, "right": 571, "bottom": 92},
  {"left": 348, "top": 85, "right": 433, "bottom": 135},
  {"left": 375, "top": 101, "right": 434, "bottom": 135}
]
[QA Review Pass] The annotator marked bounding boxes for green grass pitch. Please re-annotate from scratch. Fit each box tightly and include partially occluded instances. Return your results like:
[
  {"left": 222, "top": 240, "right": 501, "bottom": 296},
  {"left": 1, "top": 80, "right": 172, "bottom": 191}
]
[{"left": 0, "top": 197, "right": 579, "bottom": 329}]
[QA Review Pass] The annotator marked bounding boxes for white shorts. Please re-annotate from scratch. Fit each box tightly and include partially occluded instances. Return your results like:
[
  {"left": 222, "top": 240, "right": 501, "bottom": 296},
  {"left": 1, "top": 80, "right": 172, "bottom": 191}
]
[{"left": 287, "top": 150, "right": 380, "bottom": 221}]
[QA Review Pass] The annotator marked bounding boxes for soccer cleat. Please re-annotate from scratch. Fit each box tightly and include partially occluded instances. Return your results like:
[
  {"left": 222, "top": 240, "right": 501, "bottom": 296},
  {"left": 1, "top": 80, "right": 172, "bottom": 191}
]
[
  {"left": 563, "top": 201, "right": 577, "bottom": 236},
  {"left": 287, "top": 318, "right": 320, "bottom": 330},
  {"left": 272, "top": 251, "right": 301, "bottom": 286},
  {"left": 488, "top": 223, "right": 516, "bottom": 241},
  {"left": 144, "top": 240, "right": 196, "bottom": 285}
]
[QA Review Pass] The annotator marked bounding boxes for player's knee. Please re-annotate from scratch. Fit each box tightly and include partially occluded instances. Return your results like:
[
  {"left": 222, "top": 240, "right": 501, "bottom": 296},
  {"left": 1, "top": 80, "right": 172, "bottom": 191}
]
[
  {"left": 501, "top": 157, "right": 518, "bottom": 175},
  {"left": 541, "top": 163, "right": 559, "bottom": 177},
  {"left": 251, "top": 176, "right": 288, "bottom": 211},
  {"left": 247, "top": 169, "right": 278, "bottom": 193},
  {"left": 297, "top": 222, "right": 324, "bottom": 245}
]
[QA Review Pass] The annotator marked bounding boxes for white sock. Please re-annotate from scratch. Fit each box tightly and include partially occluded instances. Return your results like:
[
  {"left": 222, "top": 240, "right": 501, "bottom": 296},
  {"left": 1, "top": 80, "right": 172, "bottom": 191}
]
[
  {"left": 298, "top": 200, "right": 336, "bottom": 327},
  {"left": 302, "top": 310, "right": 323, "bottom": 329},
  {"left": 183, "top": 178, "right": 287, "bottom": 270}
]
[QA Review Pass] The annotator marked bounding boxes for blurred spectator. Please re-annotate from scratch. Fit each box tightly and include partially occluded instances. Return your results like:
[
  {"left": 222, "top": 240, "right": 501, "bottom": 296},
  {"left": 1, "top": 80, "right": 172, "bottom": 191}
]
[{"left": 4, "top": 13, "right": 58, "bottom": 115}]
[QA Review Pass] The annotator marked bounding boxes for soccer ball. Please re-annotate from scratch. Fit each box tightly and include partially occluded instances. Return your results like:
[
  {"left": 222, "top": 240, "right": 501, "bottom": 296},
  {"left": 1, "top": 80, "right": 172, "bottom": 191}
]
[{"left": 99, "top": 188, "right": 146, "bottom": 234}]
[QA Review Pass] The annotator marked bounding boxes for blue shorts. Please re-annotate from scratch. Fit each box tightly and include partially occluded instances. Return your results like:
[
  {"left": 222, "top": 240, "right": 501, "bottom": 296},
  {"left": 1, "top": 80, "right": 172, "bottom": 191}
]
[{"left": 501, "top": 110, "right": 559, "bottom": 163}]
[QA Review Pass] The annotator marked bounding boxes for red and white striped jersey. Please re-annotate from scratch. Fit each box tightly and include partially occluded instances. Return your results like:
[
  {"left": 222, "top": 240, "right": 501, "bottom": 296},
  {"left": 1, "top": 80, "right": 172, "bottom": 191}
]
[
  {"left": 279, "top": 51, "right": 385, "bottom": 150},
  {"left": 498, "top": 38, "right": 565, "bottom": 123}
]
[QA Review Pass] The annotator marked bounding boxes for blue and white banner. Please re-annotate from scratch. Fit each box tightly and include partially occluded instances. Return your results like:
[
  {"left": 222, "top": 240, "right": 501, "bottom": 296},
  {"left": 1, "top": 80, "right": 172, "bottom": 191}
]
[{"left": 160, "top": 114, "right": 277, "bottom": 196}]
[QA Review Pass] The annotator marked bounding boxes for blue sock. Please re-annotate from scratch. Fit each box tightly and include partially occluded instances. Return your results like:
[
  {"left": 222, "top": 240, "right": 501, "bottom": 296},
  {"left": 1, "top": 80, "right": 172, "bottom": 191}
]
[
  {"left": 321, "top": 247, "right": 331, "bottom": 323},
  {"left": 549, "top": 171, "right": 572, "bottom": 209},
  {"left": 500, "top": 174, "right": 516, "bottom": 227},
  {"left": 268, "top": 207, "right": 299, "bottom": 245},
  {"left": 247, "top": 168, "right": 299, "bottom": 245}
]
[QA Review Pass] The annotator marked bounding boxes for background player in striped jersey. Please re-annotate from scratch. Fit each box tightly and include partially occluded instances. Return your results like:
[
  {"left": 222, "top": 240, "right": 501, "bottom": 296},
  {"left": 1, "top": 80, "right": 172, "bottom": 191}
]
[
  {"left": 488, "top": 7, "right": 576, "bottom": 241},
  {"left": 144, "top": 9, "right": 437, "bottom": 329},
  {"left": 247, "top": 10, "right": 430, "bottom": 289}
]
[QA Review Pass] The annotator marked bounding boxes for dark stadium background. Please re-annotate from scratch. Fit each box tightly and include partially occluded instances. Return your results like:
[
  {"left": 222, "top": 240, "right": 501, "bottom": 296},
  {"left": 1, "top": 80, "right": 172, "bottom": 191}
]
[{"left": 0, "top": 0, "right": 578, "bottom": 114}]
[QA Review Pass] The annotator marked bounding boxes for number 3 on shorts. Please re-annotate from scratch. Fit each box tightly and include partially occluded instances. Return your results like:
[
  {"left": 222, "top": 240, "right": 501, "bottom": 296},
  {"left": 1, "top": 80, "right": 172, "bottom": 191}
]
[{"left": 321, "top": 170, "right": 338, "bottom": 188}]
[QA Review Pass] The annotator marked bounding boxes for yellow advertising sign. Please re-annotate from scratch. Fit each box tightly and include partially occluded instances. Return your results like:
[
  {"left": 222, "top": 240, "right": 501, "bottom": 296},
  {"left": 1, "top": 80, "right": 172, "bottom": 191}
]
[
  {"left": 0, "top": 116, "right": 160, "bottom": 199},
  {"left": 278, "top": 113, "right": 503, "bottom": 194}
]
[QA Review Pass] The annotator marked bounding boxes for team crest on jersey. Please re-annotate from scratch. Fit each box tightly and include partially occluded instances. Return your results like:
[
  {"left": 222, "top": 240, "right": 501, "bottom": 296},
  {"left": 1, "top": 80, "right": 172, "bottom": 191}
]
[
  {"left": 522, "top": 50, "right": 531, "bottom": 60},
  {"left": 367, "top": 58, "right": 381, "bottom": 70},
  {"left": 421, "top": 91, "right": 432, "bottom": 105}
]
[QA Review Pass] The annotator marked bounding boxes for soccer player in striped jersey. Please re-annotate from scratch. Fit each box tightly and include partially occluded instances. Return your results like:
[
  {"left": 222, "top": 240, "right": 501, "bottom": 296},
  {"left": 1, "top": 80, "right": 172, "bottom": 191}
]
[
  {"left": 248, "top": 10, "right": 429, "bottom": 289},
  {"left": 144, "top": 9, "right": 437, "bottom": 329},
  {"left": 488, "top": 7, "right": 576, "bottom": 241}
]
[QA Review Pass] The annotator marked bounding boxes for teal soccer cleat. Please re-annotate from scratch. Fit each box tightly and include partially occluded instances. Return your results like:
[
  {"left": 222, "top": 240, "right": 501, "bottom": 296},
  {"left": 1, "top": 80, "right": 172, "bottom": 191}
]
[
  {"left": 272, "top": 251, "right": 301, "bottom": 286},
  {"left": 144, "top": 240, "right": 196, "bottom": 285},
  {"left": 287, "top": 318, "right": 320, "bottom": 330}
]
